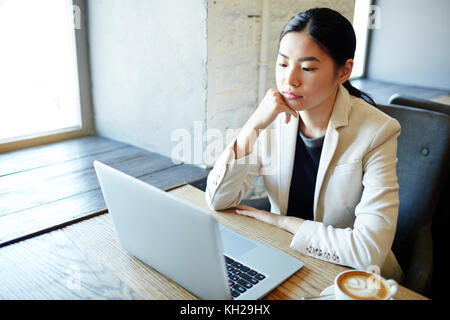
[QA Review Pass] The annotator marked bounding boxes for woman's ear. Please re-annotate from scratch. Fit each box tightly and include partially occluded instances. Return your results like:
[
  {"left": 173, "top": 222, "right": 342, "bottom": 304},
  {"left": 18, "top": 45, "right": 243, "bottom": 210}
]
[{"left": 338, "top": 59, "right": 354, "bottom": 84}]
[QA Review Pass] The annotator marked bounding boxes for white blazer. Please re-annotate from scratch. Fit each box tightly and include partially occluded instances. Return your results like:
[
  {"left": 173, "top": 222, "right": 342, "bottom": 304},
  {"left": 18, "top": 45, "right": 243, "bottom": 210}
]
[{"left": 205, "top": 85, "right": 405, "bottom": 282}]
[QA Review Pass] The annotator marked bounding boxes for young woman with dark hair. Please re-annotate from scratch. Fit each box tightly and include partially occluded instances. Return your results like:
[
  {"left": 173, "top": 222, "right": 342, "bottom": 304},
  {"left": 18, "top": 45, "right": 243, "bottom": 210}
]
[{"left": 205, "top": 8, "right": 404, "bottom": 282}]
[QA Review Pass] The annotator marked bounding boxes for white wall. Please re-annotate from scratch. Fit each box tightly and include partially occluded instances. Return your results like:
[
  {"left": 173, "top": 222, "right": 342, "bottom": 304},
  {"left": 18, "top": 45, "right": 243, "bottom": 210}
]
[
  {"left": 87, "top": 0, "right": 207, "bottom": 159},
  {"left": 207, "top": 0, "right": 261, "bottom": 138}
]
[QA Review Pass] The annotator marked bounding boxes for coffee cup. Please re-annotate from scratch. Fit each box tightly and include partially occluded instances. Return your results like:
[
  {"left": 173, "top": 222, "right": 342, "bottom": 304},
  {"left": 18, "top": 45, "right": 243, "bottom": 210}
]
[{"left": 334, "top": 270, "right": 398, "bottom": 300}]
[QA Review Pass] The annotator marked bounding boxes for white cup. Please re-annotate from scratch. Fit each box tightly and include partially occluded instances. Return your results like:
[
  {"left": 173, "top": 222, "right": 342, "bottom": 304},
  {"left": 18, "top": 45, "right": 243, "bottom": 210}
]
[{"left": 334, "top": 270, "right": 398, "bottom": 300}]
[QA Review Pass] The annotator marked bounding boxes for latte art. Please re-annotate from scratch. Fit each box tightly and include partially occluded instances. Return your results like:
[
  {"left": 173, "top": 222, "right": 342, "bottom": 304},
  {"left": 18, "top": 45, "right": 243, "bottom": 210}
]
[{"left": 337, "top": 271, "right": 389, "bottom": 300}]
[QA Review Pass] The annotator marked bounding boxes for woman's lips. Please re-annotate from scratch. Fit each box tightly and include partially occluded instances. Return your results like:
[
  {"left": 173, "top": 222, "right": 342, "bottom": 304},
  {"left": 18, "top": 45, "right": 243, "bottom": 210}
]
[{"left": 282, "top": 91, "right": 303, "bottom": 100}]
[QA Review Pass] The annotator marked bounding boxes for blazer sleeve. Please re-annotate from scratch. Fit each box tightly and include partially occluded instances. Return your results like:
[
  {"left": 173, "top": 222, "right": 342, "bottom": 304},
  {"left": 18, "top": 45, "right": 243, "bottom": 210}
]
[
  {"left": 205, "top": 137, "right": 262, "bottom": 211},
  {"left": 289, "top": 118, "right": 401, "bottom": 271}
]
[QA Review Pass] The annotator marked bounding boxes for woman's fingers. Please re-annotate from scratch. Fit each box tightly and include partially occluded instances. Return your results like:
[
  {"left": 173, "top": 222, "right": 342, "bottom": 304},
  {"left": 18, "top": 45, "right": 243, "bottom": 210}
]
[
  {"left": 235, "top": 204, "right": 256, "bottom": 210},
  {"left": 235, "top": 209, "right": 252, "bottom": 216},
  {"left": 234, "top": 204, "right": 261, "bottom": 218},
  {"left": 234, "top": 205, "right": 279, "bottom": 226},
  {"left": 249, "top": 89, "right": 298, "bottom": 131},
  {"left": 235, "top": 209, "right": 260, "bottom": 220},
  {"left": 285, "top": 113, "right": 291, "bottom": 124},
  {"left": 275, "top": 92, "right": 298, "bottom": 124}
]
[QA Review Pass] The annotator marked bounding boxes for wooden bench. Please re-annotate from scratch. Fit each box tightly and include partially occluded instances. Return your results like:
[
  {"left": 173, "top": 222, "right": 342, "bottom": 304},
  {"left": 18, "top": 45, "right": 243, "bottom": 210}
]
[{"left": 0, "top": 136, "right": 210, "bottom": 247}]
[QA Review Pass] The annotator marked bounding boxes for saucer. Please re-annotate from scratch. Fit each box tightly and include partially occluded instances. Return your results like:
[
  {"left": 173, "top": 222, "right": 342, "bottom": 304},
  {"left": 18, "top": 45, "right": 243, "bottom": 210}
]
[{"left": 320, "top": 285, "right": 335, "bottom": 299}]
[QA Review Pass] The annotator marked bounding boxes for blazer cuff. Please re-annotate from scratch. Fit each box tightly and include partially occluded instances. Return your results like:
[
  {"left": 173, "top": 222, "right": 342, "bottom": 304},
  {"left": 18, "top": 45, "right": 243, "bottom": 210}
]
[
  {"left": 289, "top": 220, "right": 318, "bottom": 254},
  {"left": 289, "top": 220, "right": 343, "bottom": 265}
]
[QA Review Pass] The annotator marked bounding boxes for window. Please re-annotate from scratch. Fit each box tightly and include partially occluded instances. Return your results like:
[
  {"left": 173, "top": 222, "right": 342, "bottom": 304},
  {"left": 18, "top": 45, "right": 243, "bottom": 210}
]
[
  {"left": 351, "top": 0, "right": 373, "bottom": 79},
  {"left": 0, "top": 0, "right": 93, "bottom": 151}
]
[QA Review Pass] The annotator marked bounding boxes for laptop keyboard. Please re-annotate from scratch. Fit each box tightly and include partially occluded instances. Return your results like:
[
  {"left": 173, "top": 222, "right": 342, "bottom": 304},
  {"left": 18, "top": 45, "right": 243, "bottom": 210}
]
[{"left": 224, "top": 255, "right": 266, "bottom": 299}]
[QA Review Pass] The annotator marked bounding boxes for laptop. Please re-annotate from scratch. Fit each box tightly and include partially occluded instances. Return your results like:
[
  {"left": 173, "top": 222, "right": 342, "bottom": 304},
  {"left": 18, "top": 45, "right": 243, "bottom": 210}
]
[{"left": 93, "top": 160, "right": 304, "bottom": 300}]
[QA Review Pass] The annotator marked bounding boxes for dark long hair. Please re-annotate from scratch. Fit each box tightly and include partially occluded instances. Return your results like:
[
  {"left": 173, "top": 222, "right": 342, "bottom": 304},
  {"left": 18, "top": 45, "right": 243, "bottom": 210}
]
[{"left": 279, "top": 8, "right": 376, "bottom": 107}]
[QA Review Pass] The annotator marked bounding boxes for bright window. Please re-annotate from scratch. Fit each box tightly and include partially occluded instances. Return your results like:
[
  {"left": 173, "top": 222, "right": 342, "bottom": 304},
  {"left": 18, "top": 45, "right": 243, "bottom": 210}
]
[
  {"left": 351, "top": 0, "right": 372, "bottom": 79},
  {"left": 0, "top": 0, "right": 81, "bottom": 142}
]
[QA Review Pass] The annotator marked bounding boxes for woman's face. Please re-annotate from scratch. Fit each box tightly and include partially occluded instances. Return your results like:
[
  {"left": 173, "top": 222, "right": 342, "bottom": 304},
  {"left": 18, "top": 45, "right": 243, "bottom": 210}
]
[{"left": 276, "top": 31, "right": 347, "bottom": 112}]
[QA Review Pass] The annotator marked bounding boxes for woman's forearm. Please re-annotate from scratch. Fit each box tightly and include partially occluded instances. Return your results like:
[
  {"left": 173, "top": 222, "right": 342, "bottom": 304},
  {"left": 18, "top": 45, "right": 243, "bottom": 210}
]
[
  {"left": 233, "top": 125, "right": 260, "bottom": 160},
  {"left": 234, "top": 204, "right": 304, "bottom": 235},
  {"left": 278, "top": 215, "right": 304, "bottom": 234}
]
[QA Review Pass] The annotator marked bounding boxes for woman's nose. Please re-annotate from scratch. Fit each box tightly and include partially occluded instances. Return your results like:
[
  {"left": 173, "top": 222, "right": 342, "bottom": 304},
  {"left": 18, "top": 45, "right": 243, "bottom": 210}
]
[{"left": 287, "top": 68, "right": 301, "bottom": 87}]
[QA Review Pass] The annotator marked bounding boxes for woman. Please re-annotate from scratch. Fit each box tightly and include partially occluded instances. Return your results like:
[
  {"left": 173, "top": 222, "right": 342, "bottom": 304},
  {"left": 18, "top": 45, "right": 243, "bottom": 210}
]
[{"left": 205, "top": 8, "right": 404, "bottom": 282}]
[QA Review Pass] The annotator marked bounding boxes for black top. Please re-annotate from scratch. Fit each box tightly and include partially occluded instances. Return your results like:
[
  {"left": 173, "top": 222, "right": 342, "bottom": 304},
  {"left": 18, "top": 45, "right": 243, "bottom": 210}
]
[{"left": 286, "top": 126, "right": 324, "bottom": 221}]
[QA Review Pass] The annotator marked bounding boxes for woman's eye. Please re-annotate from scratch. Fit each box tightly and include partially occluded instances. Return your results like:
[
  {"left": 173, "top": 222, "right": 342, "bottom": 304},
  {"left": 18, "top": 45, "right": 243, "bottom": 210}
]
[
  {"left": 303, "top": 67, "right": 316, "bottom": 72},
  {"left": 278, "top": 63, "right": 287, "bottom": 67}
]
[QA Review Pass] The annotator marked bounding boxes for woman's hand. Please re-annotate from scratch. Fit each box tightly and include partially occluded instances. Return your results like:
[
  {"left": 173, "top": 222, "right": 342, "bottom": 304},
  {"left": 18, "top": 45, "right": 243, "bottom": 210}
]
[
  {"left": 248, "top": 89, "right": 298, "bottom": 131},
  {"left": 233, "top": 204, "right": 304, "bottom": 235},
  {"left": 234, "top": 89, "right": 298, "bottom": 159},
  {"left": 234, "top": 204, "right": 281, "bottom": 226}
]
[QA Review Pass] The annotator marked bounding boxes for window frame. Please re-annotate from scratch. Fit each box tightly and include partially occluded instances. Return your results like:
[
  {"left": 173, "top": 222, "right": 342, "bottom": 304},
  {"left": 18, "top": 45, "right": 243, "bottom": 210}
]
[
  {"left": 0, "top": 0, "right": 95, "bottom": 154},
  {"left": 350, "top": 0, "right": 375, "bottom": 81}
]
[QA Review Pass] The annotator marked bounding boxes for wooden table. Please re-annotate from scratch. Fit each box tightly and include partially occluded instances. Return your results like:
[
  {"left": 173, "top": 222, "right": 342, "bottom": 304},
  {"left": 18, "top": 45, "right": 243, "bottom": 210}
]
[{"left": 0, "top": 184, "right": 427, "bottom": 300}]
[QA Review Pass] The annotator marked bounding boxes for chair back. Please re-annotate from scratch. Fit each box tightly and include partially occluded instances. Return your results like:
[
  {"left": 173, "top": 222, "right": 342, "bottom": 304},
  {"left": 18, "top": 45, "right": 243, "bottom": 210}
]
[
  {"left": 376, "top": 104, "right": 450, "bottom": 295},
  {"left": 389, "top": 93, "right": 450, "bottom": 116}
]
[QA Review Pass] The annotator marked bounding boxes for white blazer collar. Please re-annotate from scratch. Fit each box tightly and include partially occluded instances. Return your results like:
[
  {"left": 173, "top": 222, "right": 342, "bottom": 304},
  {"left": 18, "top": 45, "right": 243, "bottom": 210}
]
[{"left": 328, "top": 84, "right": 350, "bottom": 130}]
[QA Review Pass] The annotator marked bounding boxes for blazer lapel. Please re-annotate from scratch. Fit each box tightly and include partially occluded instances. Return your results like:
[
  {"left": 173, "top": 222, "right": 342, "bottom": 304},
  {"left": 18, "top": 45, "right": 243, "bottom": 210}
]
[
  {"left": 313, "top": 85, "right": 350, "bottom": 221},
  {"left": 313, "top": 127, "right": 339, "bottom": 221},
  {"left": 278, "top": 113, "right": 300, "bottom": 215}
]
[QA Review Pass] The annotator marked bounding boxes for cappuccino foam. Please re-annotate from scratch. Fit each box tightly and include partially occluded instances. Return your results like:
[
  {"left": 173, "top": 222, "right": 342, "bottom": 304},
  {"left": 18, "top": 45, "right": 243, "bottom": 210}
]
[{"left": 337, "top": 271, "right": 389, "bottom": 300}]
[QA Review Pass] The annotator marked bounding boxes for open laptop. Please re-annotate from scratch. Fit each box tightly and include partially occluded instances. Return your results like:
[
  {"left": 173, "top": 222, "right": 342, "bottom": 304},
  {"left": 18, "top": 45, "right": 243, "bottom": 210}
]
[{"left": 93, "top": 161, "right": 303, "bottom": 300}]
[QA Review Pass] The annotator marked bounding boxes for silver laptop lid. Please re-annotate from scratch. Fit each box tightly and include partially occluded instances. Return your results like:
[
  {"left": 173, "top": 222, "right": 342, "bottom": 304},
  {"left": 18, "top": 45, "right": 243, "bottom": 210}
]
[{"left": 94, "top": 161, "right": 231, "bottom": 299}]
